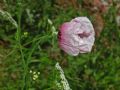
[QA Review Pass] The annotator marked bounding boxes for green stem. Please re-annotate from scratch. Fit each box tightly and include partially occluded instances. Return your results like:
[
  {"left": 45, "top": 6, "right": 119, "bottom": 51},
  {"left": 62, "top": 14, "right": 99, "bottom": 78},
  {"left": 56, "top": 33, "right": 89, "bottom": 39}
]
[{"left": 16, "top": 6, "right": 27, "bottom": 90}]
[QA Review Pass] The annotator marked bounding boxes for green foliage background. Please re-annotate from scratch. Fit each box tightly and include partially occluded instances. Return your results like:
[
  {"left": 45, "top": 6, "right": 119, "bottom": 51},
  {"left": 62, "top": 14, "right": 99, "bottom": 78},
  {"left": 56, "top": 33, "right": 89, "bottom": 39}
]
[{"left": 0, "top": 0, "right": 120, "bottom": 90}]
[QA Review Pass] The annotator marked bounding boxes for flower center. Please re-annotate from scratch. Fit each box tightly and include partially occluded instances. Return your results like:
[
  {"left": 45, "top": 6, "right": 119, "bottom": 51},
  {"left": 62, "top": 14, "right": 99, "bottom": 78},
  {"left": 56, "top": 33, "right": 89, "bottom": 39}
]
[{"left": 78, "top": 32, "right": 90, "bottom": 38}]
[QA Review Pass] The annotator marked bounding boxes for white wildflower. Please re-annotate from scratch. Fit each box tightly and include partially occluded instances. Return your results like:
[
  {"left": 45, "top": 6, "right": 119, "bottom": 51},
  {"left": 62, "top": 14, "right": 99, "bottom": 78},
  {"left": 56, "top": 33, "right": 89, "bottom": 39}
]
[
  {"left": 55, "top": 62, "right": 72, "bottom": 90},
  {"left": 0, "top": 10, "right": 18, "bottom": 28},
  {"left": 30, "top": 70, "right": 32, "bottom": 73},
  {"left": 55, "top": 80, "right": 62, "bottom": 90},
  {"left": 29, "top": 70, "right": 40, "bottom": 81}
]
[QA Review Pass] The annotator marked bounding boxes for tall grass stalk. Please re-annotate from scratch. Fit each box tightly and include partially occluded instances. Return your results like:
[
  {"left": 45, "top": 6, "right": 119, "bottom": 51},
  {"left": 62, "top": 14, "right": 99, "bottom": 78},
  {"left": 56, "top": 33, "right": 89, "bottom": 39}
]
[{"left": 15, "top": 6, "right": 27, "bottom": 90}]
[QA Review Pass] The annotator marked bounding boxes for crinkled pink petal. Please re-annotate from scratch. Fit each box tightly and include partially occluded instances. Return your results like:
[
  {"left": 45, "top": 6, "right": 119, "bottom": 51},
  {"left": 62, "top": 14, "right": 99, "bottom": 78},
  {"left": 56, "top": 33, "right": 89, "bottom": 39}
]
[{"left": 60, "top": 43, "right": 79, "bottom": 56}]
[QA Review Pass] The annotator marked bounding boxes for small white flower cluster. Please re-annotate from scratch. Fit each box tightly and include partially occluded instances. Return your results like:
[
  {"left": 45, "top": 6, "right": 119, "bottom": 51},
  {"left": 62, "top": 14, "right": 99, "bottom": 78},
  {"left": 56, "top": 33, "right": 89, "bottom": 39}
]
[
  {"left": 30, "top": 70, "right": 40, "bottom": 80},
  {"left": 55, "top": 62, "right": 72, "bottom": 90},
  {"left": 0, "top": 10, "right": 18, "bottom": 28},
  {"left": 55, "top": 80, "right": 62, "bottom": 90}
]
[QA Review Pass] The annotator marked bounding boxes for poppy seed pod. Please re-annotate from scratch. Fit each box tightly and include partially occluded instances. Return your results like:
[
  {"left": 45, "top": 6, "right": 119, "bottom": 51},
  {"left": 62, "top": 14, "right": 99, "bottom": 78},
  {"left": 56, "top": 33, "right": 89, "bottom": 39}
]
[{"left": 58, "top": 17, "right": 95, "bottom": 56}]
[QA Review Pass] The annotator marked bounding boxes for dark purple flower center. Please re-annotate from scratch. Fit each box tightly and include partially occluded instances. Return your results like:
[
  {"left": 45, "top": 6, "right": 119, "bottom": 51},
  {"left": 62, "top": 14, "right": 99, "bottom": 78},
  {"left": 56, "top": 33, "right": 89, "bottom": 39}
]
[{"left": 78, "top": 32, "right": 90, "bottom": 38}]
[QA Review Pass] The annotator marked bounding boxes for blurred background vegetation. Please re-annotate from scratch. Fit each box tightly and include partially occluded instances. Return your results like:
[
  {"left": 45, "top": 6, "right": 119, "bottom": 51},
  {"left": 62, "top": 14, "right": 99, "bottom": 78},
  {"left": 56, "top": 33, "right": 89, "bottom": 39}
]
[{"left": 0, "top": 0, "right": 120, "bottom": 90}]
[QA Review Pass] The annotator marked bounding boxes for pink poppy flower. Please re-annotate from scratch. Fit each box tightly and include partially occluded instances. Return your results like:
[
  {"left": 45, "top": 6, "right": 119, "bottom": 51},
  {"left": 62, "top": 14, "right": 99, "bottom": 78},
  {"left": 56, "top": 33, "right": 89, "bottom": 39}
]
[{"left": 58, "top": 17, "right": 95, "bottom": 56}]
